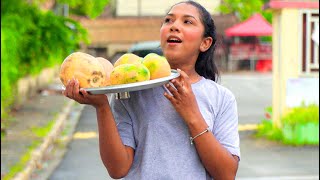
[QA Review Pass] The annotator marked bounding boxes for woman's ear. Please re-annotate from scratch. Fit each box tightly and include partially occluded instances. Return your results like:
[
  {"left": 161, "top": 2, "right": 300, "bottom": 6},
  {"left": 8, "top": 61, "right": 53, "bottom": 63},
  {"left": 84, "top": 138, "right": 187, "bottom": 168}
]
[{"left": 200, "top": 37, "right": 213, "bottom": 52}]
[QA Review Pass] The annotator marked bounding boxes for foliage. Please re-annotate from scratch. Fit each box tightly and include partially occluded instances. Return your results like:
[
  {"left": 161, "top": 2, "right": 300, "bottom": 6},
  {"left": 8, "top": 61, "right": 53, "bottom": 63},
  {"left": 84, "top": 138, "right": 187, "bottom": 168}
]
[
  {"left": 282, "top": 103, "right": 319, "bottom": 126},
  {"left": 256, "top": 119, "right": 283, "bottom": 141},
  {"left": 256, "top": 104, "right": 319, "bottom": 145},
  {"left": 256, "top": 106, "right": 283, "bottom": 141},
  {"left": 31, "top": 0, "right": 110, "bottom": 19},
  {"left": 216, "top": 0, "right": 272, "bottom": 23},
  {"left": 63, "top": 0, "right": 110, "bottom": 19},
  {"left": 1, "top": 0, "right": 89, "bottom": 123}
]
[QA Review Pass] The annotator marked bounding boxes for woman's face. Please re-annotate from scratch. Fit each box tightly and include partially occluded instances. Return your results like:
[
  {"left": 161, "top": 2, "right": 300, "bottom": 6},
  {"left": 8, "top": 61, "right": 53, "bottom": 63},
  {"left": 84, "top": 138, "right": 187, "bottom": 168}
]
[{"left": 160, "top": 3, "right": 205, "bottom": 67}]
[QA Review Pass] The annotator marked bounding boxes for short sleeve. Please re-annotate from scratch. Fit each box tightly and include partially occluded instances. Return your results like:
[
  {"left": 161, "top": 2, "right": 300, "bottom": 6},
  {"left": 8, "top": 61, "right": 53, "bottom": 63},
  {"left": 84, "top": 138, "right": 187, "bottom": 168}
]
[
  {"left": 212, "top": 93, "right": 241, "bottom": 159},
  {"left": 109, "top": 95, "right": 136, "bottom": 149}
]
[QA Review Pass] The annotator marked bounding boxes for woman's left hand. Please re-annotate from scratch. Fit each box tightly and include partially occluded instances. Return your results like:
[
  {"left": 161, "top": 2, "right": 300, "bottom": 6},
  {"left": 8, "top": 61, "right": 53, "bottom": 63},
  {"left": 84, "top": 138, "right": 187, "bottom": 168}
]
[{"left": 164, "top": 69, "right": 201, "bottom": 124}]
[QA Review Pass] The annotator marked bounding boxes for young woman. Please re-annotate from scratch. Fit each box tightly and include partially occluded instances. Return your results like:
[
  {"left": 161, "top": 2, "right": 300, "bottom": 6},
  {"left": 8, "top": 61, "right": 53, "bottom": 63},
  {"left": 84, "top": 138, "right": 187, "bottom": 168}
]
[{"left": 63, "top": 1, "right": 240, "bottom": 179}]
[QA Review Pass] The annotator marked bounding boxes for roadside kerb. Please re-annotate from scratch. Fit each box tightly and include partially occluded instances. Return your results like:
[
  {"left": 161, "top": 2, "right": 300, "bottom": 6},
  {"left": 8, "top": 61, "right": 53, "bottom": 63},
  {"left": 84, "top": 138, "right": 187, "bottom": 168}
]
[{"left": 12, "top": 100, "right": 81, "bottom": 180}]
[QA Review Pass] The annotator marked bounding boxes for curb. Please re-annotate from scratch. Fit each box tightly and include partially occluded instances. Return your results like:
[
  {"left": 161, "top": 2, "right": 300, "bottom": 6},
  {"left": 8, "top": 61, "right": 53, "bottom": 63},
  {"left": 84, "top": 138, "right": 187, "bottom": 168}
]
[
  {"left": 12, "top": 100, "right": 81, "bottom": 180},
  {"left": 238, "top": 124, "right": 258, "bottom": 131}
]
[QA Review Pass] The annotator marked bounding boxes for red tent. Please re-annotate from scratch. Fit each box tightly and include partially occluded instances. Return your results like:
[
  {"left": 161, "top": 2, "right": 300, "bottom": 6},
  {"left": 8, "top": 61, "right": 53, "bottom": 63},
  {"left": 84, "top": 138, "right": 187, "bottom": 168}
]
[{"left": 225, "top": 14, "right": 272, "bottom": 37}]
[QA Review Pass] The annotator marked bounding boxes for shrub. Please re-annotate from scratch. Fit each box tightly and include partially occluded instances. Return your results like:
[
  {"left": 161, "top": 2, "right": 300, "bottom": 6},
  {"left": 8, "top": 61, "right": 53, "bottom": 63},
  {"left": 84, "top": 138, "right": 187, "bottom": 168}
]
[
  {"left": 255, "top": 104, "right": 319, "bottom": 145},
  {"left": 1, "top": 0, "right": 89, "bottom": 124}
]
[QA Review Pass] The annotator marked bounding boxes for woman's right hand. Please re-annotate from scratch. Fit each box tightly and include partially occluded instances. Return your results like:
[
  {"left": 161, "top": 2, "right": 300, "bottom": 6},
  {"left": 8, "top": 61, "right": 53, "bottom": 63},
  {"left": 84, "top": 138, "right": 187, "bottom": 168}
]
[{"left": 62, "top": 78, "right": 109, "bottom": 109}]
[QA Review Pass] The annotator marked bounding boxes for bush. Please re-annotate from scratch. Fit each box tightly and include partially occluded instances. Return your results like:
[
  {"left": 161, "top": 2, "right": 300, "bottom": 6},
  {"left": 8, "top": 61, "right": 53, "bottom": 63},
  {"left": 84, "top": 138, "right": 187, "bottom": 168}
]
[
  {"left": 282, "top": 103, "right": 319, "bottom": 125},
  {"left": 256, "top": 104, "right": 319, "bottom": 145},
  {"left": 1, "top": 0, "right": 89, "bottom": 124}
]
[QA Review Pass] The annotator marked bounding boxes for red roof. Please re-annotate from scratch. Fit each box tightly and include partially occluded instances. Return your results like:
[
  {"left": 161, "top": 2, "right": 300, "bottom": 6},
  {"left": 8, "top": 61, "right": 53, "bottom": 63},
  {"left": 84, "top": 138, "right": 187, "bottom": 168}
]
[
  {"left": 264, "top": 0, "right": 319, "bottom": 9},
  {"left": 225, "top": 14, "right": 272, "bottom": 37}
]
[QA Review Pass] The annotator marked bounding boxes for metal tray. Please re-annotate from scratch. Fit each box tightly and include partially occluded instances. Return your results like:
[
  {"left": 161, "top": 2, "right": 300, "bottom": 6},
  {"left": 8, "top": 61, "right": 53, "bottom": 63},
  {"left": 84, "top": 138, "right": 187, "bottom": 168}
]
[{"left": 84, "top": 70, "right": 180, "bottom": 95}]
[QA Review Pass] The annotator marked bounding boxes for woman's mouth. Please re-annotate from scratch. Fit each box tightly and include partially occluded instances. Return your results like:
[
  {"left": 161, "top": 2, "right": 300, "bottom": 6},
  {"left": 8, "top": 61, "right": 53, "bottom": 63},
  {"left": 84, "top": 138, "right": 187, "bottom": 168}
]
[{"left": 167, "top": 36, "right": 182, "bottom": 44}]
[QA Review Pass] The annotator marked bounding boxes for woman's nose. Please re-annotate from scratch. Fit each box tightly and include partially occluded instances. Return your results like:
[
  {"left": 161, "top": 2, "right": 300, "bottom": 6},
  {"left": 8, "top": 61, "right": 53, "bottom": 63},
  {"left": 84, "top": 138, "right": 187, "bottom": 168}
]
[{"left": 170, "top": 24, "right": 180, "bottom": 32}]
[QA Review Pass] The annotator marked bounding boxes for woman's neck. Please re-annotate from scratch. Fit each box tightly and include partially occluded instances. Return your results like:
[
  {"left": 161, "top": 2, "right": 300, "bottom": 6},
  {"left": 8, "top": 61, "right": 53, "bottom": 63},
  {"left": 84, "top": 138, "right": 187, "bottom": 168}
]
[{"left": 171, "top": 66, "right": 201, "bottom": 84}]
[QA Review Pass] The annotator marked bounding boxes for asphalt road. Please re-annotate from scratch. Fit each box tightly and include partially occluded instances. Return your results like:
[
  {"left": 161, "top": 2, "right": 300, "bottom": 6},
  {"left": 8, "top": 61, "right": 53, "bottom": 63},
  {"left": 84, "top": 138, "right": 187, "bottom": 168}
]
[
  {"left": 49, "top": 106, "right": 110, "bottom": 180},
  {"left": 49, "top": 73, "right": 319, "bottom": 180},
  {"left": 220, "top": 73, "right": 273, "bottom": 125}
]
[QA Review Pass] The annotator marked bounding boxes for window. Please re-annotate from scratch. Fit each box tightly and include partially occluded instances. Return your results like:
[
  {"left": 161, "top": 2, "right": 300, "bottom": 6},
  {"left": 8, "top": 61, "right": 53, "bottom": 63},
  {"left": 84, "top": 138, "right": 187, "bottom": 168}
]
[{"left": 300, "top": 10, "right": 319, "bottom": 75}]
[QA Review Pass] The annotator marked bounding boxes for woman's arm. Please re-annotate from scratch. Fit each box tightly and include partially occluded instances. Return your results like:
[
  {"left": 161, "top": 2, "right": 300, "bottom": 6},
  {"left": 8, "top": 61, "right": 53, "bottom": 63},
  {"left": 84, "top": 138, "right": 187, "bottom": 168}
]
[
  {"left": 185, "top": 114, "right": 239, "bottom": 179},
  {"left": 95, "top": 104, "right": 134, "bottom": 179},
  {"left": 164, "top": 71, "right": 239, "bottom": 179},
  {"left": 64, "top": 79, "right": 134, "bottom": 178}
]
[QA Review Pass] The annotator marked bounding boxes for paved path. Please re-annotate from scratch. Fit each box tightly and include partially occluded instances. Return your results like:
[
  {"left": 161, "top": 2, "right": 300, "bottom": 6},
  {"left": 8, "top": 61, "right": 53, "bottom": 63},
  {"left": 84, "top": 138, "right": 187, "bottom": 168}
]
[{"left": 49, "top": 106, "right": 111, "bottom": 180}]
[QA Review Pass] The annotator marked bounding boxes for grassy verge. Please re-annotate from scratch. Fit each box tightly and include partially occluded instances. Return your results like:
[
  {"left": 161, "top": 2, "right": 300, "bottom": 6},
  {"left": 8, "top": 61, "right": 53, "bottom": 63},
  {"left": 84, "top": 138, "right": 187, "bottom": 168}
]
[
  {"left": 2, "top": 119, "right": 56, "bottom": 180},
  {"left": 255, "top": 104, "right": 319, "bottom": 146},
  {"left": 2, "top": 141, "right": 41, "bottom": 180}
]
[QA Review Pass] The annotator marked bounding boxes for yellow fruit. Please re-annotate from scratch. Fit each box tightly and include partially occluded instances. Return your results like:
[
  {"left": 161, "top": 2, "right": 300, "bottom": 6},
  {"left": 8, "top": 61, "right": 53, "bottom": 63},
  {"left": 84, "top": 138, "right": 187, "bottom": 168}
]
[
  {"left": 59, "top": 52, "right": 107, "bottom": 88},
  {"left": 96, "top": 57, "right": 114, "bottom": 86},
  {"left": 114, "top": 53, "right": 142, "bottom": 67},
  {"left": 110, "top": 63, "right": 150, "bottom": 85},
  {"left": 142, "top": 53, "right": 171, "bottom": 80}
]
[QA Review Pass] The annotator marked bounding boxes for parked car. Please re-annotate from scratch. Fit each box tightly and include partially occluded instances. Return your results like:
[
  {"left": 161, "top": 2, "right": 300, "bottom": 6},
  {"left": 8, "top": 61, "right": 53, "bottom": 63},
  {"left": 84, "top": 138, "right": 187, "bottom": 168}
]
[
  {"left": 128, "top": 41, "right": 163, "bottom": 57},
  {"left": 110, "top": 52, "right": 126, "bottom": 65}
]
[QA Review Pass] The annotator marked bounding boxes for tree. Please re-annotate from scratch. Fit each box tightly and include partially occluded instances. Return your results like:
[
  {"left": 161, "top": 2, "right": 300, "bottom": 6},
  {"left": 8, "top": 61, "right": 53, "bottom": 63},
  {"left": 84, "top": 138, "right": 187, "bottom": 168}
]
[
  {"left": 1, "top": 0, "right": 112, "bottom": 122},
  {"left": 217, "top": 0, "right": 272, "bottom": 23},
  {"left": 31, "top": 0, "right": 110, "bottom": 18}
]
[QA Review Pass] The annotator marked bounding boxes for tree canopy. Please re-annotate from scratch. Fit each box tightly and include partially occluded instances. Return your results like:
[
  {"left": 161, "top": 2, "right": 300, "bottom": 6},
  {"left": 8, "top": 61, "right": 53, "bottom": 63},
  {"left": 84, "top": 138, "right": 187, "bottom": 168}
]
[
  {"left": 217, "top": 0, "right": 272, "bottom": 23},
  {"left": 30, "top": 0, "right": 110, "bottom": 18},
  {"left": 1, "top": 0, "right": 110, "bottom": 121}
]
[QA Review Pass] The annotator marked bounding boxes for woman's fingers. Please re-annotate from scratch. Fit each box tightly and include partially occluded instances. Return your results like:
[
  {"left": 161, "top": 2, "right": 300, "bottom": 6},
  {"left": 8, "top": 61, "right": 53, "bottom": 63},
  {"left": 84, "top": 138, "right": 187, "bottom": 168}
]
[
  {"left": 164, "top": 91, "right": 175, "bottom": 102},
  {"left": 164, "top": 86, "right": 178, "bottom": 104},
  {"left": 165, "top": 82, "right": 179, "bottom": 98},
  {"left": 62, "top": 79, "right": 109, "bottom": 107},
  {"left": 170, "top": 79, "right": 184, "bottom": 93},
  {"left": 66, "top": 79, "right": 75, "bottom": 98},
  {"left": 64, "top": 79, "right": 83, "bottom": 102},
  {"left": 72, "top": 79, "right": 82, "bottom": 99},
  {"left": 172, "top": 69, "right": 190, "bottom": 93},
  {"left": 80, "top": 88, "right": 88, "bottom": 98},
  {"left": 177, "top": 69, "right": 190, "bottom": 85},
  {"left": 164, "top": 69, "right": 192, "bottom": 97}
]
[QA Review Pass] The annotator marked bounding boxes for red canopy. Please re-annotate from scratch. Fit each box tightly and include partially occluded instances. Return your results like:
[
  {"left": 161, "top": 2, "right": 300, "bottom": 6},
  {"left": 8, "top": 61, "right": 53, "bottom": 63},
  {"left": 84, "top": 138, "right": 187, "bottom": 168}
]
[{"left": 225, "top": 14, "right": 272, "bottom": 37}]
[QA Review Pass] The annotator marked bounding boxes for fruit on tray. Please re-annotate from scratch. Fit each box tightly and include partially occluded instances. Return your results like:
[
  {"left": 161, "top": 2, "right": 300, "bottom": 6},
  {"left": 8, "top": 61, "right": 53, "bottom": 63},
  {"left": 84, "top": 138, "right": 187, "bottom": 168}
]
[
  {"left": 59, "top": 51, "right": 172, "bottom": 88},
  {"left": 114, "top": 53, "right": 142, "bottom": 67},
  {"left": 142, "top": 53, "right": 171, "bottom": 80},
  {"left": 110, "top": 63, "right": 150, "bottom": 85},
  {"left": 59, "top": 52, "right": 113, "bottom": 88},
  {"left": 109, "top": 52, "right": 171, "bottom": 85},
  {"left": 96, "top": 57, "right": 114, "bottom": 86}
]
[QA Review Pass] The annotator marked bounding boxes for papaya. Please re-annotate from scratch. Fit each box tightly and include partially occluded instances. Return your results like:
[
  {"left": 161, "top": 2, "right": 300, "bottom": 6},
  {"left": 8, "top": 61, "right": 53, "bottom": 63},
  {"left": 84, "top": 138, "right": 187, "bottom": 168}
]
[
  {"left": 142, "top": 53, "right": 171, "bottom": 80},
  {"left": 96, "top": 57, "right": 114, "bottom": 86},
  {"left": 59, "top": 52, "right": 112, "bottom": 88},
  {"left": 110, "top": 63, "right": 150, "bottom": 85},
  {"left": 114, "top": 53, "right": 142, "bottom": 67}
]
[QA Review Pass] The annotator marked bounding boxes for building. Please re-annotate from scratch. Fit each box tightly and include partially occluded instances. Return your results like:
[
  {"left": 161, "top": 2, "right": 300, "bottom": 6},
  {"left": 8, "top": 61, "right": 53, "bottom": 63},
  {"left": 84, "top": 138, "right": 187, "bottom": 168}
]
[
  {"left": 112, "top": 0, "right": 220, "bottom": 17},
  {"left": 264, "top": 0, "right": 319, "bottom": 127}
]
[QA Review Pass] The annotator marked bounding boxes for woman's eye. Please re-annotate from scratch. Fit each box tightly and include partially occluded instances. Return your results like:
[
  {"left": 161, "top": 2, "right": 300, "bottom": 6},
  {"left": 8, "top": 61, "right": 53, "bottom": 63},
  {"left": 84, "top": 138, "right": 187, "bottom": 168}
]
[
  {"left": 184, "top": 20, "right": 192, "bottom": 24},
  {"left": 164, "top": 18, "right": 172, "bottom": 23}
]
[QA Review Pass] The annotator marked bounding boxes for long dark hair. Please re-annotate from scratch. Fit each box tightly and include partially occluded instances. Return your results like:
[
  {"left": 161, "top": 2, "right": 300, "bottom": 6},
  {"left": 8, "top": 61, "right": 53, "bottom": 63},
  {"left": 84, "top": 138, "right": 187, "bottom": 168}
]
[{"left": 172, "top": 1, "right": 219, "bottom": 82}]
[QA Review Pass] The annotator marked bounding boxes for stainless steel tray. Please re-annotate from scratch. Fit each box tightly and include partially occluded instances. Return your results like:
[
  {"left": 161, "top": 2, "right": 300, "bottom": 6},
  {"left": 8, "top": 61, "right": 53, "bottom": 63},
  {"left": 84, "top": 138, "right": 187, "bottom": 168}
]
[{"left": 84, "top": 70, "right": 180, "bottom": 95}]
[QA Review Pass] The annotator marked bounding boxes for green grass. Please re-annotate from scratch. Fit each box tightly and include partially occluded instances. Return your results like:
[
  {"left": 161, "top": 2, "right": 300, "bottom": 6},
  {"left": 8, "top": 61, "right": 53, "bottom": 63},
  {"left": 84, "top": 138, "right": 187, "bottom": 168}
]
[
  {"left": 256, "top": 119, "right": 283, "bottom": 141},
  {"left": 31, "top": 120, "right": 55, "bottom": 138},
  {"left": 2, "top": 141, "right": 40, "bottom": 180},
  {"left": 255, "top": 104, "right": 319, "bottom": 146},
  {"left": 2, "top": 120, "right": 56, "bottom": 179}
]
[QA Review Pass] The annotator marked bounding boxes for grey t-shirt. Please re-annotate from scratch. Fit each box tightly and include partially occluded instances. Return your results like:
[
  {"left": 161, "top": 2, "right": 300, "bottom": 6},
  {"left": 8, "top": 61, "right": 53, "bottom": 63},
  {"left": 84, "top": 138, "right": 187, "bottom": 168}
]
[{"left": 110, "top": 77, "right": 240, "bottom": 180}]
